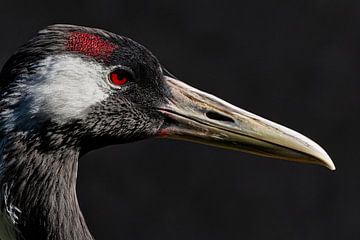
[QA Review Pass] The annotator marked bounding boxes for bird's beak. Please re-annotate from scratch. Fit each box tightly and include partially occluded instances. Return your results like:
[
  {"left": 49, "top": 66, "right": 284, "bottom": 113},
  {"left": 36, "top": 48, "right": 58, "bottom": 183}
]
[{"left": 157, "top": 76, "right": 335, "bottom": 170}]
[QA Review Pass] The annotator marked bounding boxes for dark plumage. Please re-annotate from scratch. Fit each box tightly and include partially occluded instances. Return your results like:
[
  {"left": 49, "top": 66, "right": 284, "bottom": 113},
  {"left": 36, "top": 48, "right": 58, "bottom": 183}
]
[{"left": 0, "top": 24, "right": 334, "bottom": 240}]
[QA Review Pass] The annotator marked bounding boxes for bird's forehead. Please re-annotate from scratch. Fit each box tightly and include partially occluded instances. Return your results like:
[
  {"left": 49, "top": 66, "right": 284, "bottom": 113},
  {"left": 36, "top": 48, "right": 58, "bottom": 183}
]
[{"left": 66, "top": 32, "right": 118, "bottom": 61}]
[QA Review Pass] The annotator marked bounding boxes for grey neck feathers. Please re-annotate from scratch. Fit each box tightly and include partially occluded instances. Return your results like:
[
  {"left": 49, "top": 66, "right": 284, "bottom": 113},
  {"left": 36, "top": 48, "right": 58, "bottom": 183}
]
[{"left": 0, "top": 134, "right": 94, "bottom": 240}]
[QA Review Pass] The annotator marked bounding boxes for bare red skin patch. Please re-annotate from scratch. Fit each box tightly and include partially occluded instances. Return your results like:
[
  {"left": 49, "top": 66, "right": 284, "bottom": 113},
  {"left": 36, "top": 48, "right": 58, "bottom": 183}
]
[
  {"left": 157, "top": 129, "right": 169, "bottom": 137},
  {"left": 67, "top": 32, "right": 117, "bottom": 60}
]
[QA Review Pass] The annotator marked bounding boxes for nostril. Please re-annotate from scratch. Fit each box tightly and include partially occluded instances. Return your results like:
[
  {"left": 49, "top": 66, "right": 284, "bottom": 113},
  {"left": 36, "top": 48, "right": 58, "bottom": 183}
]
[{"left": 206, "top": 111, "right": 235, "bottom": 123}]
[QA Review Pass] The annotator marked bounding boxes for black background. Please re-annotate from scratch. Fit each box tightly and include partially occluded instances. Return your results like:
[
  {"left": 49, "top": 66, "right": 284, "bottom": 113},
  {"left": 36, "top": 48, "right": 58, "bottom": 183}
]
[{"left": 0, "top": 1, "right": 359, "bottom": 239}]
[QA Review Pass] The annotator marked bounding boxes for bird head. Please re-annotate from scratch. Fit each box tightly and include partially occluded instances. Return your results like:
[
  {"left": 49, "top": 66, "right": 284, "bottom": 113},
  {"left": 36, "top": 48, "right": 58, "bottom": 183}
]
[{"left": 0, "top": 24, "right": 334, "bottom": 170}]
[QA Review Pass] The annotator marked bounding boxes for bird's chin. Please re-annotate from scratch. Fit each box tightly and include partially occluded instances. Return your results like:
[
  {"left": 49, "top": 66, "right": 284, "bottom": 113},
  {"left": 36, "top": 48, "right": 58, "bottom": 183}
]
[
  {"left": 155, "top": 76, "right": 335, "bottom": 170},
  {"left": 79, "top": 134, "right": 151, "bottom": 157}
]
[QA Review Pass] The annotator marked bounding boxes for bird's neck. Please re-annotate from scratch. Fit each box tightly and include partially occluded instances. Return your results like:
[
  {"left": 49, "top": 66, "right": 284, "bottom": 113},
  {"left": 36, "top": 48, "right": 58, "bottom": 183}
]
[{"left": 0, "top": 136, "right": 94, "bottom": 240}]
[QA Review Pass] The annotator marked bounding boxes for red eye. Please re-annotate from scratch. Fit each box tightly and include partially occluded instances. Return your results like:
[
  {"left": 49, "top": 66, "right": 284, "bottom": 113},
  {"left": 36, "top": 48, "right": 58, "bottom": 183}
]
[
  {"left": 109, "top": 68, "right": 135, "bottom": 87},
  {"left": 110, "top": 71, "right": 127, "bottom": 86}
]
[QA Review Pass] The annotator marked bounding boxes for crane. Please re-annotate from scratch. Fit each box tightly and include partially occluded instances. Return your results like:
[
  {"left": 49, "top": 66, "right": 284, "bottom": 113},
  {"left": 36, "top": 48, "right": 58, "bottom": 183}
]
[{"left": 0, "top": 24, "right": 334, "bottom": 240}]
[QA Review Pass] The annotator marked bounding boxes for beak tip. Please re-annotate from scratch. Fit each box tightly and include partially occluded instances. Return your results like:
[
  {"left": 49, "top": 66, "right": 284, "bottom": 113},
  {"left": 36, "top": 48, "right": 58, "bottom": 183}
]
[
  {"left": 325, "top": 159, "right": 336, "bottom": 171},
  {"left": 320, "top": 154, "right": 336, "bottom": 171},
  {"left": 304, "top": 138, "right": 335, "bottom": 171}
]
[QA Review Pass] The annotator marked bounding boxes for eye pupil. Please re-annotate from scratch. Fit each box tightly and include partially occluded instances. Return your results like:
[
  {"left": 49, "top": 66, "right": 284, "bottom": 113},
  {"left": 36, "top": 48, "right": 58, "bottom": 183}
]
[{"left": 110, "top": 72, "right": 127, "bottom": 86}]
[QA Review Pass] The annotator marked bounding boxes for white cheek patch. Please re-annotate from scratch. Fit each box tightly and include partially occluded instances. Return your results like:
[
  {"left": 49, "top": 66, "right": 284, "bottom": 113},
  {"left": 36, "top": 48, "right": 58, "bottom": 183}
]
[{"left": 27, "top": 55, "right": 111, "bottom": 122}]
